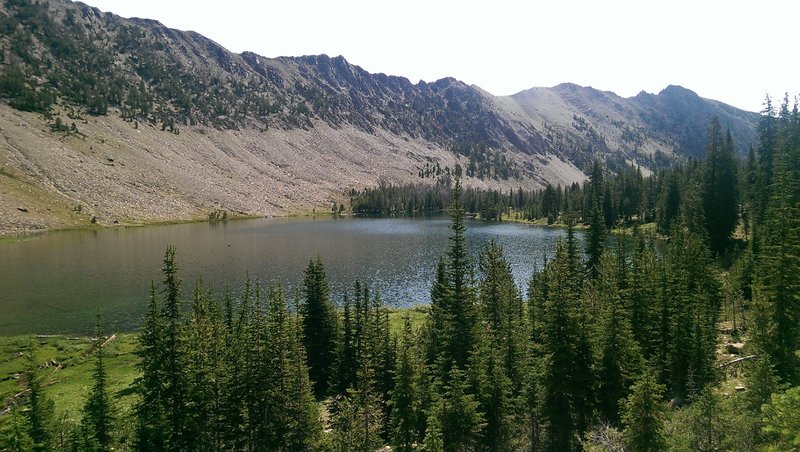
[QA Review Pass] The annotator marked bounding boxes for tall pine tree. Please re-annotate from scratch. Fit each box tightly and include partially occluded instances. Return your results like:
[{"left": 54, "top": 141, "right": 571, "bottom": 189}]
[{"left": 301, "top": 256, "right": 339, "bottom": 398}]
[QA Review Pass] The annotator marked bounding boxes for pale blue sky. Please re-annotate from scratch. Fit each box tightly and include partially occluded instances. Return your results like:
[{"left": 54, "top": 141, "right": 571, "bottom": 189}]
[{"left": 82, "top": 0, "right": 798, "bottom": 112}]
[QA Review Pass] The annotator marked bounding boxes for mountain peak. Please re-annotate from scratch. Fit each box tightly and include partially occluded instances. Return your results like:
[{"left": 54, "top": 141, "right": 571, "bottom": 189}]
[{"left": 658, "top": 85, "right": 699, "bottom": 98}]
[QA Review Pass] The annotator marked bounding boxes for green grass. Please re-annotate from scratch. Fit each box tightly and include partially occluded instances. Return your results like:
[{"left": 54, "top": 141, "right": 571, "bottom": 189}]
[
  {"left": 0, "top": 334, "right": 140, "bottom": 425},
  {"left": 0, "top": 306, "right": 428, "bottom": 428},
  {"left": 388, "top": 305, "right": 429, "bottom": 338}
]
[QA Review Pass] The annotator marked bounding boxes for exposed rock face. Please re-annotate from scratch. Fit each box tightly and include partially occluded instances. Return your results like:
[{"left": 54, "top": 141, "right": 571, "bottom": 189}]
[{"left": 0, "top": 0, "right": 759, "bottom": 234}]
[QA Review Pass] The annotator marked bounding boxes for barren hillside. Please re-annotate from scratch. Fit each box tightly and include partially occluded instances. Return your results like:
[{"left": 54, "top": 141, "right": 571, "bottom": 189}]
[{"left": 0, "top": 0, "right": 759, "bottom": 234}]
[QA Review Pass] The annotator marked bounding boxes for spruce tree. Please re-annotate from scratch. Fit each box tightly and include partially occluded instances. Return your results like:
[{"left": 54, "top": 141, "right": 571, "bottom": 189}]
[
  {"left": 390, "top": 316, "right": 418, "bottom": 452},
  {"left": 622, "top": 371, "right": 666, "bottom": 452},
  {"left": 134, "top": 283, "right": 167, "bottom": 450},
  {"left": 593, "top": 251, "right": 642, "bottom": 426},
  {"left": 182, "top": 282, "right": 225, "bottom": 450},
  {"left": 539, "top": 239, "right": 590, "bottom": 451},
  {"left": 26, "top": 351, "right": 55, "bottom": 452},
  {"left": 82, "top": 311, "right": 114, "bottom": 451},
  {"left": 585, "top": 197, "right": 606, "bottom": 279},
  {"left": 446, "top": 177, "right": 477, "bottom": 372},
  {"left": 301, "top": 256, "right": 339, "bottom": 398},
  {"left": 1, "top": 409, "right": 34, "bottom": 452},
  {"left": 264, "top": 283, "right": 322, "bottom": 449},
  {"left": 438, "top": 366, "right": 482, "bottom": 452},
  {"left": 753, "top": 102, "right": 800, "bottom": 385},
  {"left": 335, "top": 292, "right": 357, "bottom": 395},
  {"left": 702, "top": 117, "right": 740, "bottom": 255},
  {"left": 420, "top": 407, "right": 445, "bottom": 452},
  {"left": 586, "top": 160, "right": 606, "bottom": 278}
]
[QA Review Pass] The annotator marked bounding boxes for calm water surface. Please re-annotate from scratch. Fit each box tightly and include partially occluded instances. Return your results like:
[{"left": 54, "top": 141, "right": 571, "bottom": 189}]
[{"left": 0, "top": 216, "right": 577, "bottom": 335}]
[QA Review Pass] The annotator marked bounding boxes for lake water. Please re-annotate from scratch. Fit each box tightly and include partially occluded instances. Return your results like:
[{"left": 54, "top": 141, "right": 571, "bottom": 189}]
[{"left": 0, "top": 216, "right": 577, "bottom": 335}]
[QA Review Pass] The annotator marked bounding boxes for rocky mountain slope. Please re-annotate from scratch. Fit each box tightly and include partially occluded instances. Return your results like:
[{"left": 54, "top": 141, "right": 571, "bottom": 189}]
[{"left": 0, "top": 0, "right": 760, "bottom": 234}]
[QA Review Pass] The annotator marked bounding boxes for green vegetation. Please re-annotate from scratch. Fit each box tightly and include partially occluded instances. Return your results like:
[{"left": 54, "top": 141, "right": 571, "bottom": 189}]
[{"left": 2, "top": 102, "right": 800, "bottom": 450}]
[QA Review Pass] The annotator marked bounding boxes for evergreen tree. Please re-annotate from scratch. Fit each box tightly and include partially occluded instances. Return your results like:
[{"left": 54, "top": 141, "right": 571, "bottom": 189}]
[
  {"left": 1, "top": 409, "right": 34, "bottom": 452},
  {"left": 539, "top": 239, "right": 591, "bottom": 451},
  {"left": 622, "top": 371, "right": 666, "bottom": 452},
  {"left": 264, "top": 283, "right": 323, "bottom": 450},
  {"left": 82, "top": 311, "right": 114, "bottom": 451},
  {"left": 687, "top": 388, "right": 728, "bottom": 451},
  {"left": 134, "top": 283, "right": 167, "bottom": 450},
  {"left": 664, "top": 225, "right": 721, "bottom": 401},
  {"left": 702, "top": 117, "right": 740, "bottom": 255},
  {"left": 419, "top": 408, "right": 445, "bottom": 452},
  {"left": 335, "top": 292, "right": 357, "bottom": 395},
  {"left": 755, "top": 95, "right": 778, "bottom": 221},
  {"left": 445, "top": 177, "right": 478, "bottom": 373},
  {"left": 585, "top": 196, "right": 606, "bottom": 279},
  {"left": 761, "top": 386, "right": 800, "bottom": 449},
  {"left": 629, "top": 235, "right": 662, "bottom": 361},
  {"left": 159, "top": 246, "right": 188, "bottom": 449},
  {"left": 438, "top": 366, "right": 482, "bottom": 452},
  {"left": 182, "top": 282, "right": 225, "bottom": 450},
  {"left": 586, "top": 160, "right": 606, "bottom": 277},
  {"left": 26, "top": 351, "right": 55, "bottom": 452},
  {"left": 593, "top": 251, "right": 642, "bottom": 426},
  {"left": 389, "top": 316, "right": 418, "bottom": 452},
  {"left": 302, "top": 256, "right": 339, "bottom": 398},
  {"left": 754, "top": 123, "right": 800, "bottom": 384}
]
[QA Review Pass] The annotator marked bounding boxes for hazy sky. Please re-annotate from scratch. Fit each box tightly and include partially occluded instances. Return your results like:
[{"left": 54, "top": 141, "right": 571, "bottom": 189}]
[{"left": 82, "top": 0, "right": 798, "bottom": 112}]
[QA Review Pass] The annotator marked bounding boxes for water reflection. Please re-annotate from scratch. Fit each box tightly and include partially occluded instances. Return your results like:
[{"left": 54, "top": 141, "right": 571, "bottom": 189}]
[{"left": 0, "top": 216, "right": 577, "bottom": 335}]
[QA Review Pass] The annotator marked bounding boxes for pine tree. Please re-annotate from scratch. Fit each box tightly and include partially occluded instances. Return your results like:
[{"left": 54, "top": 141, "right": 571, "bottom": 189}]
[
  {"left": 438, "top": 366, "right": 482, "bottom": 452},
  {"left": 335, "top": 292, "right": 357, "bottom": 395},
  {"left": 754, "top": 111, "right": 800, "bottom": 384},
  {"left": 687, "top": 388, "right": 728, "bottom": 451},
  {"left": 539, "top": 239, "right": 590, "bottom": 451},
  {"left": 664, "top": 225, "right": 721, "bottom": 401},
  {"left": 755, "top": 95, "right": 778, "bottom": 221},
  {"left": 593, "top": 251, "right": 642, "bottom": 426},
  {"left": 424, "top": 258, "right": 450, "bottom": 370},
  {"left": 301, "top": 256, "right": 339, "bottom": 398},
  {"left": 263, "top": 283, "right": 323, "bottom": 449},
  {"left": 181, "top": 282, "right": 225, "bottom": 450},
  {"left": 622, "top": 371, "right": 666, "bottom": 452},
  {"left": 82, "top": 311, "right": 114, "bottom": 451},
  {"left": 585, "top": 196, "right": 606, "bottom": 278},
  {"left": 420, "top": 408, "right": 445, "bottom": 452},
  {"left": 629, "top": 235, "right": 662, "bottom": 361},
  {"left": 158, "top": 246, "right": 188, "bottom": 449},
  {"left": 1, "top": 409, "right": 34, "bottom": 452},
  {"left": 702, "top": 117, "right": 740, "bottom": 255},
  {"left": 390, "top": 316, "right": 418, "bottom": 452},
  {"left": 586, "top": 161, "right": 606, "bottom": 278},
  {"left": 446, "top": 177, "right": 477, "bottom": 373},
  {"left": 134, "top": 283, "right": 167, "bottom": 450},
  {"left": 657, "top": 171, "right": 681, "bottom": 234},
  {"left": 26, "top": 351, "right": 55, "bottom": 452}
]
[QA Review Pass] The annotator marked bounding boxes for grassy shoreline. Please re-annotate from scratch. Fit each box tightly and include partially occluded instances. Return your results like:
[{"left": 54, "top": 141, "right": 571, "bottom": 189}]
[{"left": 0, "top": 306, "right": 427, "bottom": 422}]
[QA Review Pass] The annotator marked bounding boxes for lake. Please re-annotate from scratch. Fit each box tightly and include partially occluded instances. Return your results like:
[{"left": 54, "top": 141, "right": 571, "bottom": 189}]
[{"left": 0, "top": 216, "right": 577, "bottom": 335}]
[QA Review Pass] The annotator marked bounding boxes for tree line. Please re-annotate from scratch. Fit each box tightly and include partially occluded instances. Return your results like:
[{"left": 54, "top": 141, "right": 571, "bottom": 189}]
[{"left": 3, "top": 96, "right": 800, "bottom": 450}]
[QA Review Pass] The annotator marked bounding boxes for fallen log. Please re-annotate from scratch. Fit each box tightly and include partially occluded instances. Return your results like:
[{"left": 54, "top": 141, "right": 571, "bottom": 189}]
[{"left": 718, "top": 354, "right": 757, "bottom": 369}]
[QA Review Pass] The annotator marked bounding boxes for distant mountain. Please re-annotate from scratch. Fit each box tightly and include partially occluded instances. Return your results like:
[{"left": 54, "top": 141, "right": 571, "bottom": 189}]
[{"left": 0, "top": 0, "right": 760, "bottom": 234}]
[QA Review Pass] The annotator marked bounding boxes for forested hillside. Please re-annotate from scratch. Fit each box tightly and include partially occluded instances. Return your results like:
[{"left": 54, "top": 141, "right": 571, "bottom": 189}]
[{"left": 2, "top": 98, "right": 799, "bottom": 450}]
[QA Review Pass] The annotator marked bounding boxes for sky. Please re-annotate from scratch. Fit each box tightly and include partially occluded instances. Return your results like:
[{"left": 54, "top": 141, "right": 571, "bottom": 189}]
[{"left": 81, "top": 1, "right": 798, "bottom": 112}]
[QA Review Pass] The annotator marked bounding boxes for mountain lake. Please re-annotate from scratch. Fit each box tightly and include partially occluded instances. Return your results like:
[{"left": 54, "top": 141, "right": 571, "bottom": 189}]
[{"left": 0, "top": 216, "right": 579, "bottom": 335}]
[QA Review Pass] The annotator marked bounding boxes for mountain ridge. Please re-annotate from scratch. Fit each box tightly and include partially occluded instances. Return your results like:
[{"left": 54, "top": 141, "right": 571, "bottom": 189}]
[{"left": 0, "top": 0, "right": 760, "bottom": 235}]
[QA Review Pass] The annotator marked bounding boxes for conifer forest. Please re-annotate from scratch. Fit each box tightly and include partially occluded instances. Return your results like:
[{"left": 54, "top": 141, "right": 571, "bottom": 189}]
[{"left": 3, "top": 99, "right": 800, "bottom": 451}]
